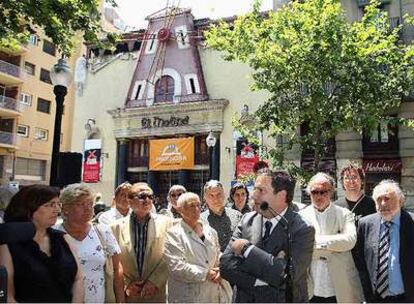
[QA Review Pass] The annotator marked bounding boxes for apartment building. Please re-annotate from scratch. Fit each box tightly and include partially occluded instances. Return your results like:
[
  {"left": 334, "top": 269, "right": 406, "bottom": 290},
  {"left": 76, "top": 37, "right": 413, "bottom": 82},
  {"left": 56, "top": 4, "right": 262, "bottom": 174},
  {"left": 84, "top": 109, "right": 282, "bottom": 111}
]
[{"left": 0, "top": 29, "right": 76, "bottom": 186}]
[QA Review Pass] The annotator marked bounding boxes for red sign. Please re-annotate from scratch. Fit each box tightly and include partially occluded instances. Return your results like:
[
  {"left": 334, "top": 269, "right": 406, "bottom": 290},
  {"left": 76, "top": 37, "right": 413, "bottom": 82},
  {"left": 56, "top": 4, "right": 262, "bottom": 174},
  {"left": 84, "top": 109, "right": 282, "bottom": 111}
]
[
  {"left": 363, "top": 159, "right": 402, "bottom": 174},
  {"left": 236, "top": 145, "right": 259, "bottom": 178},
  {"left": 83, "top": 149, "right": 101, "bottom": 183}
]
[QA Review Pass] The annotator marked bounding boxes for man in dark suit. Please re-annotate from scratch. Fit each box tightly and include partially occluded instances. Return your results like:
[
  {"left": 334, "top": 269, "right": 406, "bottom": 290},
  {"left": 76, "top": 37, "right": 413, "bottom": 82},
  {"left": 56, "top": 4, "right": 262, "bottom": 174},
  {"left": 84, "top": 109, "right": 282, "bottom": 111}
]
[
  {"left": 220, "top": 169, "right": 315, "bottom": 302},
  {"left": 355, "top": 180, "right": 414, "bottom": 303}
]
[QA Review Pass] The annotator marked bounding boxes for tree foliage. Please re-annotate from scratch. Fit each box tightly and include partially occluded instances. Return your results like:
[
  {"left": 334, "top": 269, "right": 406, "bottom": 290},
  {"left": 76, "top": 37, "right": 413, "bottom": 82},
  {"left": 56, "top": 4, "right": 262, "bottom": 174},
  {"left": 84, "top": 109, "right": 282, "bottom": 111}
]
[
  {"left": 0, "top": 0, "right": 117, "bottom": 56},
  {"left": 207, "top": 0, "right": 414, "bottom": 173}
]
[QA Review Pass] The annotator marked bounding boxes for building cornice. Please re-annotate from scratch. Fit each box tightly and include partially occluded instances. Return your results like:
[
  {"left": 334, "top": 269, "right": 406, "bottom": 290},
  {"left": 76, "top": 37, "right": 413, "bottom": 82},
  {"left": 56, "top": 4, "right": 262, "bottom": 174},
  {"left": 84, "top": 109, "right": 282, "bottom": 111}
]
[{"left": 108, "top": 99, "right": 229, "bottom": 139}]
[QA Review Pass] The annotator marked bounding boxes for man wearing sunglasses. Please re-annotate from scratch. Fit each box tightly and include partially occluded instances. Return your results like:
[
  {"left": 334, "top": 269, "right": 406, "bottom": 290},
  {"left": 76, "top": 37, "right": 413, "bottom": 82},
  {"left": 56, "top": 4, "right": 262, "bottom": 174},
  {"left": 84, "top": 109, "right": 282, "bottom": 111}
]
[
  {"left": 299, "top": 172, "right": 364, "bottom": 303},
  {"left": 110, "top": 182, "right": 172, "bottom": 303}
]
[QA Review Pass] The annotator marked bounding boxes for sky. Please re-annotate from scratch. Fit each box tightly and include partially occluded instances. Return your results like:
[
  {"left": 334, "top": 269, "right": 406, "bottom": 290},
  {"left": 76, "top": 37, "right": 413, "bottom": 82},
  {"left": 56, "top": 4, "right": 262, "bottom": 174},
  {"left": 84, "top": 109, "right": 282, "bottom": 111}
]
[{"left": 113, "top": 0, "right": 273, "bottom": 30}]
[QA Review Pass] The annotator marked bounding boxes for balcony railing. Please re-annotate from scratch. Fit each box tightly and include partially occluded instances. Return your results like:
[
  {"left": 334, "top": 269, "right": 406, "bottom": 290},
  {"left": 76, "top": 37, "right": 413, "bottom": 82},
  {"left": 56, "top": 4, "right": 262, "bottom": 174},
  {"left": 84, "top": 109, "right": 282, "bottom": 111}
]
[
  {"left": 0, "top": 96, "right": 20, "bottom": 112},
  {"left": 357, "top": 0, "right": 391, "bottom": 7},
  {"left": 0, "top": 60, "right": 26, "bottom": 80},
  {"left": 126, "top": 93, "right": 209, "bottom": 108},
  {"left": 0, "top": 131, "right": 16, "bottom": 146}
]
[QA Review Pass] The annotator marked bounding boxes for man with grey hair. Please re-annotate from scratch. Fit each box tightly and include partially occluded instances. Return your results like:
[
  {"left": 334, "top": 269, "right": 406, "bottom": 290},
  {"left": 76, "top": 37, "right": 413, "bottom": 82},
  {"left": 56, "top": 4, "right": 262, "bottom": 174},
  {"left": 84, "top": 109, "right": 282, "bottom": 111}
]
[
  {"left": 354, "top": 180, "right": 414, "bottom": 303},
  {"left": 201, "top": 180, "right": 242, "bottom": 252},
  {"left": 299, "top": 172, "right": 364, "bottom": 303}
]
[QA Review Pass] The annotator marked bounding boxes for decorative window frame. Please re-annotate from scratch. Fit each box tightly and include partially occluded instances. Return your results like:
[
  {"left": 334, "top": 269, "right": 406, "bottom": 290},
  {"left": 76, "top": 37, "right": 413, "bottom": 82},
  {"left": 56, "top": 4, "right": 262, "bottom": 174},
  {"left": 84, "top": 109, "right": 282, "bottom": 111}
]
[{"left": 184, "top": 74, "right": 200, "bottom": 94}]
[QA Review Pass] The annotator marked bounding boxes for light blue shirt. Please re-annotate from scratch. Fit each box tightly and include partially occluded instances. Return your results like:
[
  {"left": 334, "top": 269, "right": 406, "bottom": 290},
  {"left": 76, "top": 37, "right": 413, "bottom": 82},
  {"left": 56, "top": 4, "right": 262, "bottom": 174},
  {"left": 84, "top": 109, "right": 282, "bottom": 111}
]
[{"left": 380, "top": 211, "right": 405, "bottom": 296}]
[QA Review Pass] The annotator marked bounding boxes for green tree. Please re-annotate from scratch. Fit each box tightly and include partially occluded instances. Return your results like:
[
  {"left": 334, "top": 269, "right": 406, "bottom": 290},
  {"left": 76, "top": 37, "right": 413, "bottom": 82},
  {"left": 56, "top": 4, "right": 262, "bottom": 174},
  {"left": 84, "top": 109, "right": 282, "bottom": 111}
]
[
  {"left": 207, "top": 0, "right": 414, "bottom": 174},
  {"left": 0, "top": 0, "right": 117, "bottom": 56}
]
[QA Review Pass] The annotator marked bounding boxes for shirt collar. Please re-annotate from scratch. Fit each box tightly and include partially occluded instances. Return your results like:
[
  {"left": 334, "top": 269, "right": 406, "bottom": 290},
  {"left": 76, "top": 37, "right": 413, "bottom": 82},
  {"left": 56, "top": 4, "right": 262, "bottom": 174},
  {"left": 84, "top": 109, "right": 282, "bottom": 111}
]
[
  {"left": 381, "top": 210, "right": 401, "bottom": 227},
  {"left": 314, "top": 202, "right": 332, "bottom": 215},
  {"left": 264, "top": 206, "right": 288, "bottom": 226},
  {"left": 208, "top": 207, "right": 226, "bottom": 217}
]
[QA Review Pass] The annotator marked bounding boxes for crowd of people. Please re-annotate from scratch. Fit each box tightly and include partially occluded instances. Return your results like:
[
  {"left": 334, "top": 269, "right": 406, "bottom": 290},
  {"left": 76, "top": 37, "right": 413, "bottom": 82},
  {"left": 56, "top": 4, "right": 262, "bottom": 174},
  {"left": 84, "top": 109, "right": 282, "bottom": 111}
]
[{"left": 0, "top": 162, "right": 413, "bottom": 303}]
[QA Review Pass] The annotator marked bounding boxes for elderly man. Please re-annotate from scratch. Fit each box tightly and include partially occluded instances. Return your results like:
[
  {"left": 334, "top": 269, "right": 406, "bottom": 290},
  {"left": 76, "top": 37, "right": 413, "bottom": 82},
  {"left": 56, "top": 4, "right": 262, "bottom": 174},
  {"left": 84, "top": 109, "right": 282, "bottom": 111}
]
[
  {"left": 220, "top": 169, "right": 315, "bottom": 302},
  {"left": 201, "top": 180, "right": 242, "bottom": 251},
  {"left": 336, "top": 163, "right": 376, "bottom": 223},
  {"left": 355, "top": 180, "right": 414, "bottom": 303},
  {"left": 111, "top": 182, "right": 172, "bottom": 303},
  {"left": 299, "top": 172, "right": 364, "bottom": 303},
  {"left": 99, "top": 182, "right": 132, "bottom": 225}
]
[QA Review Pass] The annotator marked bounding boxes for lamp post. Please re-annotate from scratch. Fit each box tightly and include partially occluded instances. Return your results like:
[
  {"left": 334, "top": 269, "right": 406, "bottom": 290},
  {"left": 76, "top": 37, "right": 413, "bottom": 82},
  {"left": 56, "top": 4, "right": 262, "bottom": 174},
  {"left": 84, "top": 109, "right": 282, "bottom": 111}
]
[
  {"left": 206, "top": 131, "right": 217, "bottom": 181},
  {"left": 49, "top": 58, "right": 72, "bottom": 186}
]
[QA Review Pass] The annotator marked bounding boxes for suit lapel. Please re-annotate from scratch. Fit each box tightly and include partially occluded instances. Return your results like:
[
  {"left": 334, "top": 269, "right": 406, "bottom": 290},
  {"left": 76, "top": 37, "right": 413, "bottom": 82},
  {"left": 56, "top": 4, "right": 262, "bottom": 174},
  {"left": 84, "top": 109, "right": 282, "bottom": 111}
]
[
  {"left": 325, "top": 204, "right": 337, "bottom": 234},
  {"left": 122, "top": 215, "right": 138, "bottom": 272},
  {"left": 250, "top": 213, "right": 263, "bottom": 246},
  {"left": 142, "top": 216, "right": 155, "bottom": 277},
  {"left": 304, "top": 205, "right": 320, "bottom": 235},
  {"left": 264, "top": 206, "right": 294, "bottom": 252},
  {"left": 371, "top": 214, "right": 381, "bottom": 285}
]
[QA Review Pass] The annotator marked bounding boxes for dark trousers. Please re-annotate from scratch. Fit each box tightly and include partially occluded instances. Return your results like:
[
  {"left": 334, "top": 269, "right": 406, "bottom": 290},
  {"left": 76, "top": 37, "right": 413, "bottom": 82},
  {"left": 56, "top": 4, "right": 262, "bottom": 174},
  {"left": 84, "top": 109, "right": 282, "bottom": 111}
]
[{"left": 310, "top": 296, "right": 337, "bottom": 303}]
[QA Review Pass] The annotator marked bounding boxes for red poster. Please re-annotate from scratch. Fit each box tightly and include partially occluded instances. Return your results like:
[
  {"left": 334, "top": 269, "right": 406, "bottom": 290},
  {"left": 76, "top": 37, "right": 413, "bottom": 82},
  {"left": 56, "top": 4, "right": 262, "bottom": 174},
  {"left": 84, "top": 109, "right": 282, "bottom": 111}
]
[
  {"left": 83, "top": 149, "right": 101, "bottom": 183},
  {"left": 236, "top": 145, "right": 259, "bottom": 178}
]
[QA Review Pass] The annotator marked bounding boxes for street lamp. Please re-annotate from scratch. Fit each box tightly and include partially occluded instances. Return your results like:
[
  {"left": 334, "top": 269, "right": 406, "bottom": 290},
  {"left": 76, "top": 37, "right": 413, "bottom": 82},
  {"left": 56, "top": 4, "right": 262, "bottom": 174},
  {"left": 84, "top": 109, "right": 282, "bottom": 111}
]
[
  {"left": 49, "top": 58, "right": 73, "bottom": 186},
  {"left": 206, "top": 131, "right": 217, "bottom": 180}
]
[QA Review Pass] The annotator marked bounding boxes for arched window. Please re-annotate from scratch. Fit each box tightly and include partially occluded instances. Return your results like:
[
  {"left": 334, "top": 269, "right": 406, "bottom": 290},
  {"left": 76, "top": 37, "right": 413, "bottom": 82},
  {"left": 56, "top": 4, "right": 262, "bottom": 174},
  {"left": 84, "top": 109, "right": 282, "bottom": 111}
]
[{"left": 154, "top": 75, "right": 174, "bottom": 103}]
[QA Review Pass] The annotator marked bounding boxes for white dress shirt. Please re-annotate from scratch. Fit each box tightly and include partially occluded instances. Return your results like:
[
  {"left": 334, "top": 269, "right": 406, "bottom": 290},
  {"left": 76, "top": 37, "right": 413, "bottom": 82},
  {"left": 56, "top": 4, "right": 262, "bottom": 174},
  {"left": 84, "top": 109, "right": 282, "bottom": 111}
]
[{"left": 311, "top": 203, "right": 336, "bottom": 298}]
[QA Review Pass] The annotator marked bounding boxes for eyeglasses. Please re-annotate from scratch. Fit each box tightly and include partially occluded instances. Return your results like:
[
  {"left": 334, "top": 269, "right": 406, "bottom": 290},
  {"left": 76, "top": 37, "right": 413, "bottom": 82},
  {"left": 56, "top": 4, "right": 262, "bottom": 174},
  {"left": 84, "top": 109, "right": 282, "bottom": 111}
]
[
  {"left": 310, "top": 190, "right": 330, "bottom": 196},
  {"left": 128, "top": 193, "right": 154, "bottom": 201},
  {"left": 171, "top": 192, "right": 184, "bottom": 198}
]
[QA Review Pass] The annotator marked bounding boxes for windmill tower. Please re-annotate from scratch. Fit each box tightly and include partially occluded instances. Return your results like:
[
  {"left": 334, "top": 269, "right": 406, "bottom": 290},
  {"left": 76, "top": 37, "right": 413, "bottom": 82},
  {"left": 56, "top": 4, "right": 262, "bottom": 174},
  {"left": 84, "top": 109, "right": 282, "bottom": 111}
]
[{"left": 126, "top": 5, "right": 208, "bottom": 107}]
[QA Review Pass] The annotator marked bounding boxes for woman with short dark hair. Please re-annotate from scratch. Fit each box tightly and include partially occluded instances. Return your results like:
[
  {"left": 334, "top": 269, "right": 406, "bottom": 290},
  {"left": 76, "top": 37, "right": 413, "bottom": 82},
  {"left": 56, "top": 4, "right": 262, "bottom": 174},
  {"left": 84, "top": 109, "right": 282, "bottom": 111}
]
[
  {"left": 0, "top": 184, "right": 84, "bottom": 303},
  {"left": 229, "top": 182, "right": 251, "bottom": 214}
]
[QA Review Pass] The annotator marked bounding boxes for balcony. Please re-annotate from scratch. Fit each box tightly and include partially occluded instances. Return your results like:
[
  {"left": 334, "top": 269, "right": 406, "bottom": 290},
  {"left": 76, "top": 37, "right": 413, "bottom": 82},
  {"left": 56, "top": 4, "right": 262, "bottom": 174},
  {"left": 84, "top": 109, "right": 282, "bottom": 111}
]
[
  {"left": 0, "top": 96, "right": 21, "bottom": 117},
  {"left": 0, "top": 131, "right": 17, "bottom": 150},
  {"left": 0, "top": 43, "right": 28, "bottom": 56},
  {"left": 357, "top": 0, "right": 391, "bottom": 7},
  {"left": 0, "top": 60, "right": 26, "bottom": 85},
  {"left": 126, "top": 93, "right": 209, "bottom": 108}
]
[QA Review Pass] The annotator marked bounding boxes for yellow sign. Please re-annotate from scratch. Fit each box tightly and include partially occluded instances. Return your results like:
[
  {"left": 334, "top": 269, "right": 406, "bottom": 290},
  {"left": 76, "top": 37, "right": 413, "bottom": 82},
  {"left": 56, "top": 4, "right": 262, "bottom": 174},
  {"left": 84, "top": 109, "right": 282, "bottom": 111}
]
[{"left": 149, "top": 137, "right": 195, "bottom": 171}]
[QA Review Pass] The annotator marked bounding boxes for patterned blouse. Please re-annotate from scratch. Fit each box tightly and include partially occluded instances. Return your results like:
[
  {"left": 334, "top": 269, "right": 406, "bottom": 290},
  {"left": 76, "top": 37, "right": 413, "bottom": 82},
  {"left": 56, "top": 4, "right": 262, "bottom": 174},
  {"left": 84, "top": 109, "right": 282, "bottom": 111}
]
[{"left": 56, "top": 223, "right": 121, "bottom": 303}]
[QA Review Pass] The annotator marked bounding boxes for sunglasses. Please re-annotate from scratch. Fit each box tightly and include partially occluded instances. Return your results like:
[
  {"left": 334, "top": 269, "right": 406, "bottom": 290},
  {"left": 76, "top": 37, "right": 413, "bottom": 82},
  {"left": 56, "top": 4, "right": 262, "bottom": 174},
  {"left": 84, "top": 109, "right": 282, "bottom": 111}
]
[
  {"left": 128, "top": 193, "right": 154, "bottom": 201},
  {"left": 310, "top": 190, "right": 330, "bottom": 196},
  {"left": 171, "top": 192, "right": 184, "bottom": 198}
]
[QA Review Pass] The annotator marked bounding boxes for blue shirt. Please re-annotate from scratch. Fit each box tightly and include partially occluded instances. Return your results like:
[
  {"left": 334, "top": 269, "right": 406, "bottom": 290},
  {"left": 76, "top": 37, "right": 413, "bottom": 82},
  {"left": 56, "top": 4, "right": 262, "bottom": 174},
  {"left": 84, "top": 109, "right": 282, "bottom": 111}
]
[{"left": 380, "top": 211, "right": 405, "bottom": 296}]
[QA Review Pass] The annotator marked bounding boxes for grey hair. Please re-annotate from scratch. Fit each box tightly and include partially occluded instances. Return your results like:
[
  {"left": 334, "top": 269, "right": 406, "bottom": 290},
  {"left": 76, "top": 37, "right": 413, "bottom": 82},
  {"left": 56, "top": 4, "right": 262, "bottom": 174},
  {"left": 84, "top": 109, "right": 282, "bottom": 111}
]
[
  {"left": 372, "top": 179, "right": 405, "bottom": 205},
  {"left": 306, "top": 172, "right": 336, "bottom": 195},
  {"left": 203, "top": 180, "right": 224, "bottom": 194},
  {"left": 60, "top": 183, "right": 94, "bottom": 206},
  {"left": 177, "top": 192, "right": 200, "bottom": 208},
  {"left": 167, "top": 185, "right": 187, "bottom": 203},
  {"left": 168, "top": 185, "right": 187, "bottom": 197}
]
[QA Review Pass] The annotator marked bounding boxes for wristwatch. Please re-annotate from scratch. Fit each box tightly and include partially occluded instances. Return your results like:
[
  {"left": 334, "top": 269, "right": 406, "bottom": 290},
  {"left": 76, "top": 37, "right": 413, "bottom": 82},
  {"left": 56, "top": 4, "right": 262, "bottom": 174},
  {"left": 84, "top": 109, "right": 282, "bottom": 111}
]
[{"left": 240, "top": 242, "right": 252, "bottom": 256}]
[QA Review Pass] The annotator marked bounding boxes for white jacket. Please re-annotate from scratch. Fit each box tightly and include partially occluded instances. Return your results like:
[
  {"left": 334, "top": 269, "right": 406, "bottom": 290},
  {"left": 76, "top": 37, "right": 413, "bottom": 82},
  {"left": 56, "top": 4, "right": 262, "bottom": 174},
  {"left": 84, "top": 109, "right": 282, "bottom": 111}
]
[{"left": 163, "top": 220, "right": 231, "bottom": 303}]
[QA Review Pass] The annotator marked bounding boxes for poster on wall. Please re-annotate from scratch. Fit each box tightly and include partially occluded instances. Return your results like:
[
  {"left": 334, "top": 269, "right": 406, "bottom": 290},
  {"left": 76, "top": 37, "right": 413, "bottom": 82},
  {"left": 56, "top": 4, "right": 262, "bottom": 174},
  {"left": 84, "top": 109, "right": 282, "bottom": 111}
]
[
  {"left": 236, "top": 144, "right": 259, "bottom": 179},
  {"left": 149, "top": 137, "right": 194, "bottom": 171},
  {"left": 83, "top": 139, "right": 102, "bottom": 183}
]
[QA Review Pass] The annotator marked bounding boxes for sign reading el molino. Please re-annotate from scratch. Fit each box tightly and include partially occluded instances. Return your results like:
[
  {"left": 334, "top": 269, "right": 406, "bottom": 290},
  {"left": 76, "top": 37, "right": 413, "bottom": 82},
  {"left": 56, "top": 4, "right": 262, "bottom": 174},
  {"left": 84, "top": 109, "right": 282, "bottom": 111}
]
[{"left": 149, "top": 137, "right": 194, "bottom": 171}]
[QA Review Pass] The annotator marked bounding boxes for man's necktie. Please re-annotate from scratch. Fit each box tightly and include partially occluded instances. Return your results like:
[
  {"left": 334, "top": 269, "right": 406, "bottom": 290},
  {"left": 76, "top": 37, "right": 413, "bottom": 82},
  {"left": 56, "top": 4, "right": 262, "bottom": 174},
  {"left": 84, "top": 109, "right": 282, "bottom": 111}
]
[
  {"left": 376, "top": 221, "right": 392, "bottom": 298},
  {"left": 263, "top": 221, "right": 273, "bottom": 242}
]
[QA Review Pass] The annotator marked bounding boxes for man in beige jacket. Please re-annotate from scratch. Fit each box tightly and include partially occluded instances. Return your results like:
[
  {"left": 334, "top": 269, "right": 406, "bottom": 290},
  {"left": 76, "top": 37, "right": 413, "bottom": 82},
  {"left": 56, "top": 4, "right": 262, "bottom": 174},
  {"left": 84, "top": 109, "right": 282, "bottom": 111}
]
[
  {"left": 300, "top": 172, "right": 364, "bottom": 303},
  {"left": 111, "top": 182, "right": 172, "bottom": 303}
]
